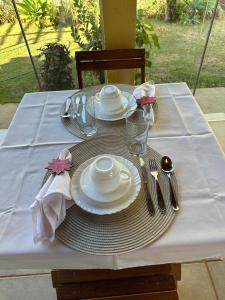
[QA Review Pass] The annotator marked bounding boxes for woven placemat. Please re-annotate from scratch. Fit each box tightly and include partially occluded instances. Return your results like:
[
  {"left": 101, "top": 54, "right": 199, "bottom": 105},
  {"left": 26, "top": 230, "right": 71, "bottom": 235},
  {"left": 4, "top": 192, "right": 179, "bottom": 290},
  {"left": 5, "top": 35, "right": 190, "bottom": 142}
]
[
  {"left": 61, "top": 84, "right": 158, "bottom": 139},
  {"left": 43, "top": 135, "right": 178, "bottom": 255}
]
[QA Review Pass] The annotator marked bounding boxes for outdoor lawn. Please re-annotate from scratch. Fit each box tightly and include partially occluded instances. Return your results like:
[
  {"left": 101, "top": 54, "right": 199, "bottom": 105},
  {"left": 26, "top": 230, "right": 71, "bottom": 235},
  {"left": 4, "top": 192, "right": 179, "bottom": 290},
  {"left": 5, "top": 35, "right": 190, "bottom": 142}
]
[
  {"left": 0, "top": 22, "right": 79, "bottom": 103},
  {"left": 150, "top": 17, "right": 225, "bottom": 89},
  {"left": 0, "top": 16, "right": 225, "bottom": 103}
]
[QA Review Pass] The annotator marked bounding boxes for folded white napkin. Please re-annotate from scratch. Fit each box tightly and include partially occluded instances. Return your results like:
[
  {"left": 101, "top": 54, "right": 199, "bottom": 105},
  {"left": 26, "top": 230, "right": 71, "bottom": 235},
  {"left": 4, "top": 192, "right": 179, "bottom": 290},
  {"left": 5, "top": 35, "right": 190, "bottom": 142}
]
[
  {"left": 133, "top": 81, "right": 156, "bottom": 100},
  {"left": 133, "top": 82, "right": 155, "bottom": 141},
  {"left": 31, "top": 149, "right": 73, "bottom": 243}
]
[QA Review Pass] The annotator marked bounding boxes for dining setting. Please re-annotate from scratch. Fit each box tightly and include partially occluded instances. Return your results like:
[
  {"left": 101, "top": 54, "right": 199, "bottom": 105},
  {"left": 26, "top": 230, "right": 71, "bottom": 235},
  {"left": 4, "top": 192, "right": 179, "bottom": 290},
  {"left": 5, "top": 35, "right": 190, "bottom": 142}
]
[
  {"left": 30, "top": 81, "right": 181, "bottom": 255},
  {"left": 1, "top": 78, "right": 225, "bottom": 299}
]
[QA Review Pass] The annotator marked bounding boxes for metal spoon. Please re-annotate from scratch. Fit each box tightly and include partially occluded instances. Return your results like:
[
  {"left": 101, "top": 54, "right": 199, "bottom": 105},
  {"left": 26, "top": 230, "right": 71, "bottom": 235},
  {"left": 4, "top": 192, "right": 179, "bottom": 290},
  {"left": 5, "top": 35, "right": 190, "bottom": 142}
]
[
  {"left": 61, "top": 97, "right": 72, "bottom": 118},
  {"left": 161, "top": 156, "right": 179, "bottom": 212}
]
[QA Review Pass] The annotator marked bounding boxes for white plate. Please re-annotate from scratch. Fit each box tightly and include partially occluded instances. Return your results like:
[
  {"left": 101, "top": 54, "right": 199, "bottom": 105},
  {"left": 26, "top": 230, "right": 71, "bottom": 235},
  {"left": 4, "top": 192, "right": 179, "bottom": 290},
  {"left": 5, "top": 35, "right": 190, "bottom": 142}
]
[
  {"left": 87, "top": 92, "right": 137, "bottom": 121},
  {"left": 70, "top": 154, "right": 141, "bottom": 215}
]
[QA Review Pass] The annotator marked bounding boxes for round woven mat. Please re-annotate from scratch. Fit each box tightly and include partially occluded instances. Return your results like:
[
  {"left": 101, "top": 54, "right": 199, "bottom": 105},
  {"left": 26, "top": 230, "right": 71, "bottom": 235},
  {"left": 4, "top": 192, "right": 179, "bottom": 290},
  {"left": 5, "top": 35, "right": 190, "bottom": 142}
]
[
  {"left": 61, "top": 84, "right": 158, "bottom": 140},
  {"left": 43, "top": 135, "right": 178, "bottom": 255}
]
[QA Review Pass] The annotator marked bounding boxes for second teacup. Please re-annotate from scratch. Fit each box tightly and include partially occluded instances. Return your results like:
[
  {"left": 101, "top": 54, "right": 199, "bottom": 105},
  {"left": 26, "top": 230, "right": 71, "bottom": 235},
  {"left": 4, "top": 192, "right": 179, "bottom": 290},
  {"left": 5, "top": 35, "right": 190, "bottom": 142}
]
[
  {"left": 89, "top": 155, "right": 130, "bottom": 194},
  {"left": 97, "top": 85, "right": 124, "bottom": 113}
]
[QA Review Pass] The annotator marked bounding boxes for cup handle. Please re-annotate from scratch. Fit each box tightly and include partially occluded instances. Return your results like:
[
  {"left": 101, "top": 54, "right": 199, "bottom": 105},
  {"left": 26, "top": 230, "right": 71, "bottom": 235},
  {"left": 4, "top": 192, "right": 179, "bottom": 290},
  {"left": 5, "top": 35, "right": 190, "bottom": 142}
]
[{"left": 120, "top": 169, "right": 131, "bottom": 181}]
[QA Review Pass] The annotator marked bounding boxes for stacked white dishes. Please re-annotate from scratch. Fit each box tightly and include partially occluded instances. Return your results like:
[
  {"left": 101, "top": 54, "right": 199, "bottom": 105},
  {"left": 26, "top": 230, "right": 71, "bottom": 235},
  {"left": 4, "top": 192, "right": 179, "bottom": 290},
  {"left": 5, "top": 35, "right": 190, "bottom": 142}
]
[
  {"left": 71, "top": 154, "right": 141, "bottom": 215},
  {"left": 87, "top": 85, "right": 137, "bottom": 121}
]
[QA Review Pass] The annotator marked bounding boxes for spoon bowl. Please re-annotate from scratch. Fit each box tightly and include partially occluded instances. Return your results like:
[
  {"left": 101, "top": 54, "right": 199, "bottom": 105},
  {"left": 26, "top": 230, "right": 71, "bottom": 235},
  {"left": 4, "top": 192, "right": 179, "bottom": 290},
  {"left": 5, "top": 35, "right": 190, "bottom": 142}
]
[
  {"left": 61, "top": 111, "right": 71, "bottom": 118},
  {"left": 161, "top": 156, "right": 179, "bottom": 212},
  {"left": 161, "top": 156, "right": 174, "bottom": 173}
]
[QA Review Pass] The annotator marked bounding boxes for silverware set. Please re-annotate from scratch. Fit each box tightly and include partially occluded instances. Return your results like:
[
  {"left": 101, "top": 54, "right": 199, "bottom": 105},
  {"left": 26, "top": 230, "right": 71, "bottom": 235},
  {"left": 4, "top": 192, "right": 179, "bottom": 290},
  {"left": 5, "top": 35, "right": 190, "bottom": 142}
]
[
  {"left": 61, "top": 93, "right": 89, "bottom": 131},
  {"left": 60, "top": 91, "right": 80, "bottom": 119},
  {"left": 139, "top": 156, "right": 179, "bottom": 215}
]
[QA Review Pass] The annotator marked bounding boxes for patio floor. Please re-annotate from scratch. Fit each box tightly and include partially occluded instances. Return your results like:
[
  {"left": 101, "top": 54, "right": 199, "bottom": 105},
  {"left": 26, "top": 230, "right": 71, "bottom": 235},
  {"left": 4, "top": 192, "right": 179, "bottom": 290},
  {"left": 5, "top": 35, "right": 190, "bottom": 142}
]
[{"left": 0, "top": 87, "right": 225, "bottom": 299}]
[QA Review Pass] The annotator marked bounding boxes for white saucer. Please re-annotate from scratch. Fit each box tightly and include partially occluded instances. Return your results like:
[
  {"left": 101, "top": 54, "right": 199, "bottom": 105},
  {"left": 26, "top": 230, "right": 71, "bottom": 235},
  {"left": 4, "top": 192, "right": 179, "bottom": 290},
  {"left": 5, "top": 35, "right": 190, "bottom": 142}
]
[
  {"left": 87, "top": 92, "right": 137, "bottom": 121},
  {"left": 70, "top": 154, "right": 141, "bottom": 215}
]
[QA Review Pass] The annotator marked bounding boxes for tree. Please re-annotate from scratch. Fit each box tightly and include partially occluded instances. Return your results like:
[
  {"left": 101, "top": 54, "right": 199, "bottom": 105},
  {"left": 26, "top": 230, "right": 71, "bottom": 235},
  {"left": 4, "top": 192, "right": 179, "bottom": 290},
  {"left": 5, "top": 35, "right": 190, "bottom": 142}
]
[{"left": 165, "top": 0, "right": 177, "bottom": 22}]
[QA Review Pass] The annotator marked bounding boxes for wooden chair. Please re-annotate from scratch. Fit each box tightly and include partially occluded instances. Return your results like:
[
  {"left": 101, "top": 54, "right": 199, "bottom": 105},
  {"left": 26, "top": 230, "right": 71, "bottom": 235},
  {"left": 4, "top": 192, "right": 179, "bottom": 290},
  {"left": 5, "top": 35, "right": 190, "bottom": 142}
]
[{"left": 75, "top": 49, "right": 146, "bottom": 89}]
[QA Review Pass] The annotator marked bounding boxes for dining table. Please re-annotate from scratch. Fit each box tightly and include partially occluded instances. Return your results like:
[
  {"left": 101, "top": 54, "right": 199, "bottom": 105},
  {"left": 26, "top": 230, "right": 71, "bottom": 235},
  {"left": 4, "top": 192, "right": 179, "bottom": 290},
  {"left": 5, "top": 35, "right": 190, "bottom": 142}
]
[{"left": 0, "top": 82, "right": 225, "bottom": 299}]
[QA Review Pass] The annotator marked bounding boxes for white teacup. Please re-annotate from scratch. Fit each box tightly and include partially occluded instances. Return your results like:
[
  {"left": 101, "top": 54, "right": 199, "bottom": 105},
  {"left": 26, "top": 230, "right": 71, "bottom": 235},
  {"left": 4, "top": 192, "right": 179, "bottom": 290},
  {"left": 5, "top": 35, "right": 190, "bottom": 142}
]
[
  {"left": 96, "top": 85, "right": 124, "bottom": 113},
  {"left": 89, "top": 155, "right": 130, "bottom": 194}
]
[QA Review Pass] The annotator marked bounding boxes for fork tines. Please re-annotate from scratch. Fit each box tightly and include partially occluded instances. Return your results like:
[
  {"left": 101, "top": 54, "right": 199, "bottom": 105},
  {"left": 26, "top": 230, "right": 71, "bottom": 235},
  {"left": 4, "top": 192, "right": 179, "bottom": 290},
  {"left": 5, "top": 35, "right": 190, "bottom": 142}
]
[{"left": 149, "top": 158, "right": 157, "bottom": 171}]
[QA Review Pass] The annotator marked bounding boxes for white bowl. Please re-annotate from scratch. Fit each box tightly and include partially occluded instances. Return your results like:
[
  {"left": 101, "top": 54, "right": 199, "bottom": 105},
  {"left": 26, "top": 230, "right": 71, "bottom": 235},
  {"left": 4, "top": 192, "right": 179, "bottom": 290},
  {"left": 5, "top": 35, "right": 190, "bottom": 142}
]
[
  {"left": 86, "top": 155, "right": 131, "bottom": 194},
  {"left": 80, "top": 163, "right": 131, "bottom": 203},
  {"left": 97, "top": 85, "right": 123, "bottom": 113},
  {"left": 87, "top": 92, "right": 137, "bottom": 121}
]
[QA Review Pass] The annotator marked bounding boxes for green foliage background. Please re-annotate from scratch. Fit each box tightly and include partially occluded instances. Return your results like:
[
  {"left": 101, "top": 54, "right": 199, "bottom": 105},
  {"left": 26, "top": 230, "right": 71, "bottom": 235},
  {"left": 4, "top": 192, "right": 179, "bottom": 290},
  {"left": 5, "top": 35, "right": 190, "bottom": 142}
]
[{"left": 0, "top": 0, "right": 225, "bottom": 103}]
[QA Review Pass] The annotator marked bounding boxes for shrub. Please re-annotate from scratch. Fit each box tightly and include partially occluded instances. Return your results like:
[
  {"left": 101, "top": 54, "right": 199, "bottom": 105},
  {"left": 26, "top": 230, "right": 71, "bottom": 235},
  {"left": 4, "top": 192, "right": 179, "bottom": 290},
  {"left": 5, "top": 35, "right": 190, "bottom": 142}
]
[
  {"left": 177, "top": 0, "right": 217, "bottom": 25},
  {"left": 70, "top": 0, "right": 102, "bottom": 51},
  {"left": 70, "top": 3, "right": 159, "bottom": 68},
  {"left": 0, "top": 2, "right": 16, "bottom": 24},
  {"left": 47, "top": 0, "right": 75, "bottom": 28},
  {"left": 17, "top": 0, "right": 49, "bottom": 28},
  {"left": 138, "top": 0, "right": 218, "bottom": 24},
  {"left": 39, "top": 43, "right": 74, "bottom": 91},
  {"left": 136, "top": 9, "right": 160, "bottom": 68},
  {"left": 137, "top": 0, "right": 166, "bottom": 19}
]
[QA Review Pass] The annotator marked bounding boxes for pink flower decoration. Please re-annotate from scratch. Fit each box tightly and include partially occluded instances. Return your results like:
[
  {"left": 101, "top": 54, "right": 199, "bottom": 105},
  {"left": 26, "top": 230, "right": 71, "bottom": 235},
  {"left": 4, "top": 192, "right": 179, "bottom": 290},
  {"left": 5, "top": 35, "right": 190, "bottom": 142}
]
[
  {"left": 46, "top": 159, "right": 73, "bottom": 175},
  {"left": 138, "top": 96, "right": 156, "bottom": 106}
]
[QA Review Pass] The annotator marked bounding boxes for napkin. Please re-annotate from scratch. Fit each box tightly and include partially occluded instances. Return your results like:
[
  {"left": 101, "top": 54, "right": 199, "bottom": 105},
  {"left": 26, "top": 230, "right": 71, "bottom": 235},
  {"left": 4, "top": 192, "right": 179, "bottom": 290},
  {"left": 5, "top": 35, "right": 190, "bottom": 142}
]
[
  {"left": 133, "top": 81, "right": 156, "bottom": 103},
  {"left": 133, "top": 82, "right": 155, "bottom": 138},
  {"left": 30, "top": 149, "right": 73, "bottom": 243}
]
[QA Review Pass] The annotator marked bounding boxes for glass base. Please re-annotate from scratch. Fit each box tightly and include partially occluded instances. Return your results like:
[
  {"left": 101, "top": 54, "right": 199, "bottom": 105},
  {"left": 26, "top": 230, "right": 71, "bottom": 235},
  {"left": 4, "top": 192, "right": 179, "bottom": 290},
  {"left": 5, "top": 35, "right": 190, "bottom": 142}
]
[
  {"left": 81, "top": 126, "right": 97, "bottom": 137},
  {"left": 128, "top": 142, "right": 146, "bottom": 156}
]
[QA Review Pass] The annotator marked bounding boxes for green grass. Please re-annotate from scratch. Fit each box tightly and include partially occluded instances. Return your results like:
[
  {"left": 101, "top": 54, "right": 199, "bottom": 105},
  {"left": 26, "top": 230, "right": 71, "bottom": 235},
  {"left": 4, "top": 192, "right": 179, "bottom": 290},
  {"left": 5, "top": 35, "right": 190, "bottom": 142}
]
[
  {"left": 0, "top": 22, "right": 79, "bottom": 103},
  {"left": 149, "top": 17, "right": 225, "bottom": 90},
  {"left": 0, "top": 17, "right": 225, "bottom": 103}
]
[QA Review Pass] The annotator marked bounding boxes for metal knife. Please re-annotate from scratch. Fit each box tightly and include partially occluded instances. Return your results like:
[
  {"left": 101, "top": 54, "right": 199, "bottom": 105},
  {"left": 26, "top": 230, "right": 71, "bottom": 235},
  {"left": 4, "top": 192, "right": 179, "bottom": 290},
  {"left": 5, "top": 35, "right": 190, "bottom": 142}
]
[
  {"left": 139, "top": 156, "right": 155, "bottom": 216},
  {"left": 72, "top": 96, "right": 81, "bottom": 119},
  {"left": 81, "top": 95, "right": 87, "bottom": 124},
  {"left": 76, "top": 96, "right": 81, "bottom": 116}
]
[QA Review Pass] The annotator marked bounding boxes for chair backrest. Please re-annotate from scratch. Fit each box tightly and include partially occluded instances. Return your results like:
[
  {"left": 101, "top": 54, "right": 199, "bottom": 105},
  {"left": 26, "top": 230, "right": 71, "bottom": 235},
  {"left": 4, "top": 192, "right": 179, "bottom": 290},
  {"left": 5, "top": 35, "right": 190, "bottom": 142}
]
[{"left": 75, "top": 49, "right": 145, "bottom": 89}]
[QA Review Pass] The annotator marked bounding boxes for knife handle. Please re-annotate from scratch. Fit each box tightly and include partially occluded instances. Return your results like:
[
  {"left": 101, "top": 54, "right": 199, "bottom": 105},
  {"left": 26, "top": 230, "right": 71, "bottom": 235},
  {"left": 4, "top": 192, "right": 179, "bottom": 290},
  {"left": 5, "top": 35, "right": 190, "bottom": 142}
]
[
  {"left": 169, "top": 178, "right": 179, "bottom": 211},
  {"left": 155, "top": 179, "right": 166, "bottom": 213},
  {"left": 144, "top": 182, "right": 155, "bottom": 216},
  {"left": 81, "top": 95, "right": 87, "bottom": 124}
]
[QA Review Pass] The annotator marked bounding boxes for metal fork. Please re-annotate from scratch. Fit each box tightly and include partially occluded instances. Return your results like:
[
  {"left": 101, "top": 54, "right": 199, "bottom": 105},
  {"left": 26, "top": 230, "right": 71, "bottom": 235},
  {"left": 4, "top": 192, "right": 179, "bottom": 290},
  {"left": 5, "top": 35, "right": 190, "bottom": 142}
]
[
  {"left": 72, "top": 95, "right": 81, "bottom": 119},
  {"left": 149, "top": 159, "right": 166, "bottom": 213}
]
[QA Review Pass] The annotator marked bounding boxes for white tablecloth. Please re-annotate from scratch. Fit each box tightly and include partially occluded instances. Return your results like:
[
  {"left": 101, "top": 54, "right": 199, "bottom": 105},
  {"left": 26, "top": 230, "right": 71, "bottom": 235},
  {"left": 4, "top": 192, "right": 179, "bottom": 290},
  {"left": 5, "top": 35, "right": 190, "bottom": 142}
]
[{"left": 0, "top": 82, "right": 225, "bottom": 269}]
